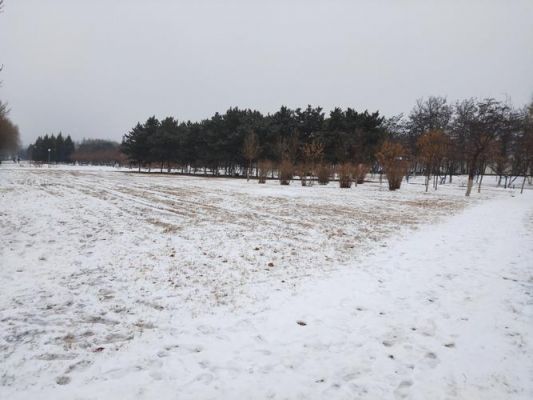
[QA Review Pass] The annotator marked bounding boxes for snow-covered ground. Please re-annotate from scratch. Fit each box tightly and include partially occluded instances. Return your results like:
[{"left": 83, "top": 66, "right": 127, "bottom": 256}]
[{"left": 1, "top": 163, "right": 532, "bottom": 399}]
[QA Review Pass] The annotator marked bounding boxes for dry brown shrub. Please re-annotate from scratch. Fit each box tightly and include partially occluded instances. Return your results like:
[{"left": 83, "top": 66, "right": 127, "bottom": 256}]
[
  {"left": 279, "top": 160, "right": 294, "bottom": 185},
  {"left": 376, "top": 141, "right": 409, "bottom": 190},
  {"left": 355, "top": 163, "right": 370, "bottom": 184},
  {"left": 338, "top": 163, "right": 353, "bottom": 188},
  {"left": 258, "top": 160, "right": 272, "bottom": 184},
  {"left": 317, "top": 163, "right": 331, "bottom": 185}
]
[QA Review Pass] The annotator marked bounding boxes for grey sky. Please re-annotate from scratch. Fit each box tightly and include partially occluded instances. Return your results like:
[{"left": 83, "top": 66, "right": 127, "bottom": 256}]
[{"left": 1, "top": 0, "right": 532, "bottom": 145}]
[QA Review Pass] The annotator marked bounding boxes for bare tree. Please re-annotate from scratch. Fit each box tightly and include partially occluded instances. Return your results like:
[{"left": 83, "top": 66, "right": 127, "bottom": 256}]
[
  {"left": 242, "top": 131, "right": 259, "bottom": 181},
  {"left": 407, "top": 96, "right": 452, "bottom": 159},
  {"left": 417, "top": 130, "right": 449, "bottom": 191},
  {"left": 300, "top": 140, "right": 324, "bottom": 186},
  {"left": 452, "top": 98, "right": 509, "bottom": 196},
  {"left": 517, "top": 102, "right": 533, "bottom": 193}
]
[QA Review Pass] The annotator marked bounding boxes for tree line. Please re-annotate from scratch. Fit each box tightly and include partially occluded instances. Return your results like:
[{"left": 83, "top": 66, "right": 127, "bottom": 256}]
[
  {"left": 21, "top": 96, "right": 533, "bottom": 196},
  {"left": 27, "top": 135, "right": 125, "bottom": 165},
  {"left": 120, "top": 98, "right": 533, "bottom": 195},
  {"left": 120, "top": 105, "right": 387, "bottom": 174},
  {"left": 27, "top": 133, "right": 75, "bottom": 163},
  {"left": 70, "top": 139, "right": 124, "bottom": 164}
]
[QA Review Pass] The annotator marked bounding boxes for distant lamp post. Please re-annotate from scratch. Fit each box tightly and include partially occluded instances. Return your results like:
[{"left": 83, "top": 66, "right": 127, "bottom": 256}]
[{"left": 48, "top": 148, "right": 51, "bottom": 167}]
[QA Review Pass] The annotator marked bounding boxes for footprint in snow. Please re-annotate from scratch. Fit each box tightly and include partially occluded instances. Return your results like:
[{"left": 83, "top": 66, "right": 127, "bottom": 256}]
[
  {"left": 55, "top": 376, "right": 71, "bottom": 385},
  {"left": 394, "top": 380, "right": 413, "bottom": 399},
  {"left": 425, "top": 351, "right": 440, "bottom": 368},
  {"left": 195, "top": 373, "right": 214, "bottom": 385}
]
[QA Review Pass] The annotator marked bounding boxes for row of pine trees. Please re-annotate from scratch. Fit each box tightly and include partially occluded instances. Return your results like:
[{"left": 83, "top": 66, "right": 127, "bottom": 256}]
[
  {"left": 120, "top": 106, "right": 387, "bottom": 174},
  {"left": 27, "top": 133, "right": 75, "bottom": 162}
]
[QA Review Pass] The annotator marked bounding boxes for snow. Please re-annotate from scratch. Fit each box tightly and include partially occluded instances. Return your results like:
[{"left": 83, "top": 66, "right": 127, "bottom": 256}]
[{"left": 1, "top": 163, "right": 532, "bottom": 399}]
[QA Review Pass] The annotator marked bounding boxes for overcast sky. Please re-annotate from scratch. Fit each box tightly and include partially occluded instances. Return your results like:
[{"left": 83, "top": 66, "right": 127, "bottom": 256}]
[{"left": 1, "top": 0, "right": 532, "bottom": 145}]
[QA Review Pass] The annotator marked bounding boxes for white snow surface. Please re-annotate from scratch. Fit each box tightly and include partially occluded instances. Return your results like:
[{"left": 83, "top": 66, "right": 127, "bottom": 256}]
[{"left": 1, "top": 164, "right": 532, "bottom": 399}]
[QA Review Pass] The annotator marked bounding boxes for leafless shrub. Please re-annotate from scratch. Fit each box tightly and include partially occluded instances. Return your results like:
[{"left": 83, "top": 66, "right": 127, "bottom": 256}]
[
  {"left": 279, "top": 160, "right": 293, "bottom": 185},
  {"left": 376, "top": 141, "right": 409, "bottom": 190},
  {"left": 316, "top": 163, "right": 331, "bottom": 185},
  {"left": 296, "top": 163, "right": 313, "bottom": 186},
  {"left": 338, "top": 163, "right": 353, "bottom": 188},
  {"left": 258, "top": 160, "right": 272, "bottom": 184},
  {"left": 355, "top": 163, "right": 370, "bottom": 184}
]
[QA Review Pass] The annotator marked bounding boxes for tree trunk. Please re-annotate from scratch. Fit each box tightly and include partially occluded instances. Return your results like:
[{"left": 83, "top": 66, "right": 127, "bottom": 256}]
[
  {"left": 466, "top": 171, "right": 474, "bottom": 196},
  {"left": 521, "top": 175, "right": 527, "bottom": 194},
  {"left": 478, "top": 173, "right": 484, "bottom": 193},
  {"left": 425, "top": 173, "right": 430, "bottom": 192}
]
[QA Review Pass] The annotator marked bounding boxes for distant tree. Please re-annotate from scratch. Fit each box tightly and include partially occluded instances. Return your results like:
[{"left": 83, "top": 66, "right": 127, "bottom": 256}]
[
  {"left": 300, "top": 140, "right": 324, "bottom": 186},
  {"left": 417, "top": 130, "right": 449, "bottom": 191},
  {"left": 321, "top": 108, "right": 386, "bottom": 165},
  {"left": 517, "top": 102, "right": 533, "bottom": 193},
  {"left": 63, "top": 135, "right": 75, "bottom": 162},
  {"left": 150, "top": 117, "right": 179, "bottom": 172},
  {"left": 26, "top": 132, "right": 74, "bottom": 163},
  {"left": 407, "top": 97, "right": 452, "bottom": 168},
  {"left": 242, "top": 131, "right": 259, "bottom": 181},
  {"left": 490, "top": 106, "right": 521, "bottom": 188},
  {"left": 121, "top": 118, "right": 155, "bottom": 171},
  {"left": 56, "top": 132, "right": 65, "bottom": 161},
  {"left": 295, "top": 105, "right": 324, "bottom": 143},
  {"left": 278, "top": 130, "right": 300, "bottom": 164},
  {"left": 453, "top": 98, "right": 509, "bottom": 196},
  {"left": 0, "top": 101, "right": 20, "bottom": 158}
]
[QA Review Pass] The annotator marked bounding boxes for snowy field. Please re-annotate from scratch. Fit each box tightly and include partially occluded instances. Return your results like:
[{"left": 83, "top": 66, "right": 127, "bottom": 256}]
[{"left": 1, "top": 163, "right": 532, "bottom": 399}]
